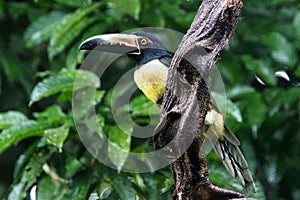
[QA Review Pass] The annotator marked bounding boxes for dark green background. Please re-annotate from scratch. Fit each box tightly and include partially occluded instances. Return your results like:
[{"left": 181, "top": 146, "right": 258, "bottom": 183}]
[{"left": 0, "top": 0, "right": 299, "bottom": 199}]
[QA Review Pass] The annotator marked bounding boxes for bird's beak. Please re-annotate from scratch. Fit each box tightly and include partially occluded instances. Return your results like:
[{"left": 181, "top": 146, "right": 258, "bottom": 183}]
[{"left": 79, "top": 33, "right": 140, "bottom": 54}]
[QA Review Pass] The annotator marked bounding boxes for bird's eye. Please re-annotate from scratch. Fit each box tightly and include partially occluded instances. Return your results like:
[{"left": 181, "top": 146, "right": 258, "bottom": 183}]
[{"left": 141, "top": 39, "right": 147, "bottom": 45}]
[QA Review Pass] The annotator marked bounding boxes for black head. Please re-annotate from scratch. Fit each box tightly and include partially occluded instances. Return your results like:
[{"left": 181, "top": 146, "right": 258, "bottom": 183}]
[
  {"left": 127, "top": 32, "right": 171, "bottom": 66},
  {"left": 79, "top": 32, "right": 172, "bottom": 66}
]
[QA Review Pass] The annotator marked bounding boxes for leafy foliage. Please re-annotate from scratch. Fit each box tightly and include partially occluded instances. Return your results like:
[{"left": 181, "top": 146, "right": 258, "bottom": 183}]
[{"left": 0, "top": 0, "right": 299, "bottom": 199}]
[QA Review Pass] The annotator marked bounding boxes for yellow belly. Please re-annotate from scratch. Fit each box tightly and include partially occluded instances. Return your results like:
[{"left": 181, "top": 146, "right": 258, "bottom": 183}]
[{"left": 134, "top": 59, "right": 168, "bottom": 103}]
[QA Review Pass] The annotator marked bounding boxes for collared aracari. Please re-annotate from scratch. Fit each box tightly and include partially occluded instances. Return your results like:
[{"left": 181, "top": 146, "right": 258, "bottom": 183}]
[{"left": 79, "top": 32, "right": 256, "bottom": 192}]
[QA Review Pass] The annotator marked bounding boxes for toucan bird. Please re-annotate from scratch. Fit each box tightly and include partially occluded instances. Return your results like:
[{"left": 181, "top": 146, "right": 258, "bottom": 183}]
[
  {"left": 79, "top": 32, "right": 256, "bottom": 192},
  {"left": 79, "top": 32, "right": 172, "bottom": 107}
]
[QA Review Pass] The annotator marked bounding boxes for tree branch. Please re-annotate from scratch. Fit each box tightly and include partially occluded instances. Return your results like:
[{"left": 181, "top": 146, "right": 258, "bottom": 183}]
[{"left": 153, "top": 0, "right": 252, "bottom": 199}]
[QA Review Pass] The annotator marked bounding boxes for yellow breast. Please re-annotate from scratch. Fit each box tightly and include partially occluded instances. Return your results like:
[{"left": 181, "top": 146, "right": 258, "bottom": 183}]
[{"left": 133, "top": 59, "right": 168, "bottom": 103}]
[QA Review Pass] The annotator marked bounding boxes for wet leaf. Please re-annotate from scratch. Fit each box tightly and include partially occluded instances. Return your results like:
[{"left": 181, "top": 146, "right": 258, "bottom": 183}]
[
  {"left": 48, "top": 16, "right": 98, "bottom": 59},
  {"left": 0, "top": 111, "right": 28, "bottom": 129},
  {"left": 72, "top": 88, "right": 105, "bottom": 119},
  {"left": 106, "top": 125, "right": 132, "bottom": 171},
  {"left": 30, "top": 70, "right": 100, "bottom": 105},
  {"left": 35, "top": 105, "right": 67, "bottom": 126},
  {"left": 44, "top": 123, "right": 70, "bottom": 152},
  {"left": 30, "top": 74, "right": 73, "bottom": 105},
  {"left": 48, "top": 2, "right": 104, "bottom": 59},
  {"left": 23, "top": 11, "right": 66, "bottom": 48},
  {"left": 66, "top": 14, "right": 112, "bottom": 69},
  {"left": 0, "top": 121, "right": 43, "bottom": 154}
]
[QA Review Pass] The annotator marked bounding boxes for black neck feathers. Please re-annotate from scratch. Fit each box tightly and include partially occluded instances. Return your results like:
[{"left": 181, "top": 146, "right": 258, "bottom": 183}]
[{"left": 128, "top": 49, "right": 172, "bottom": 68}]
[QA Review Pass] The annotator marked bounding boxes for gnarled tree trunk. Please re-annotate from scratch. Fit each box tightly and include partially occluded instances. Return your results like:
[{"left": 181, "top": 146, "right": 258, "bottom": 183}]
[{"left": 153, "top": 0, "right": 255, "bottom": 199}]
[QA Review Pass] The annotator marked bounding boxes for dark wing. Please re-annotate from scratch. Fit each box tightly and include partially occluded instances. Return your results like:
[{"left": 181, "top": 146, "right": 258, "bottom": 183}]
[{"left": 212, "top": 127, "right": 256, "bottom": 193}]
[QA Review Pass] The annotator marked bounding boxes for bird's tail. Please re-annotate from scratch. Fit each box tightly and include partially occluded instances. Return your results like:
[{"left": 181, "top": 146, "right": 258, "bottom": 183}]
[{"left": 205, "top": 110, "right": 256, "bottom": 193}]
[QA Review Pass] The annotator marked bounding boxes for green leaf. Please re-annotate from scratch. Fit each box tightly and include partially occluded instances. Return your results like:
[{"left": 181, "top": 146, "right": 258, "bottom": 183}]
[
  {"left": 0, "top": 51, "right": 23, "bottom": 80},
  {"left": 227, "top": 86, "right": 255, "bottom": 99},
  {"left": 212, "top": 92, "right": 242, "bottom": 123},
  {"left": 111, "top": 174, "right": 137, "bottom": 200},
  {"left": 208, "top": 161, "right": 264, "bottom": 199},
  {"left": 295, "top": 64, "right": 300, "bottom": 77},
  {"left": 13, "top": 142, "right": 38, "bottom": 179},
  {"left": 35, "top": 105, "right": 67, "bottom": 126},
  {"left": 262, "top": 32, "right": 297, "bottom": 66},
  {"left": 131, "top": 173, "right": 146, "bottom": 190},
  {"left": 293, "top": 12, "right": 300, "bottom": 45},
  {"left": 243, "top": 93, "right": 267, "bottom": 128},
  {"left": 108, "top": 0, "right": 141, "bottom": 19},
  {"left": 298, "top": 101, "right": 300, "bottom": 121},
  {"left": 263, "top": 88, "right": 284, "bottom": 110},
  {"left": 0, "top": 121, "right": 43, "bottom": 154},
  {"left": 72, "top": 88, "right": 105, "bottom": 119},
  {"left": 48, "top": 16, "right": 97, "bottom": 59},
  {"left": 30, "top": 74, "right": 72, "bottom": 105},
  {"left": 143, "top": 173, "right": 172, "bottom": 200},
  {"left": 67, "top": 69, "right": 100, "bottom": 89},
  {"left": 0, "top": 111, "right": 28, "bottom": 129},
  {"left": 284, "top": 88, "right": 300, "bottom": 109},
  {"left": 7, "top": 149, "right": 50, "bottom": 200},
  {"left": 85, "top": 115, "right": 105, "bottom": 136},
  {"left": 76, "top": 88, "right": 105, "bottom": 118},
  {"left": 8, "top": 1, "right": 31, "bottom": 20},
  {"left": 242, "top": 55, "right": 276, "bottom": 86},
  {"left": 217, "top": 60, "right": 244, "bottom": 85},
  {"left": 54, "top": 0, "right": 92, "bottom": 7},
  {"left": 98, "top": 182, "right": 113, "bottom": 199},
  {"left": 225, "top": 99, "right": 243, "bottom": 123},
  {"left": 140, "top": 9, "right": 165, "bottom": 27},
  {"left": 44, "top": 123, "right": 70, "bottom": 152},
  {"left": 30, "top": 69, "right": 100, "bottom": 105},
  {"left": 0, "top": 0, "right": 4, "bottom": 15},
  {"left": 66, "top": 43, "right": 85, "bottom": 70},
  {"left": 66, "top": 17, "right": 110, "bottom": 70},
  {"left": 48, "top": 2, "right": 104, "bottom": 59},
  {"left": 36, "top": 176, "right": 55, "bottom": 200},
  {"left": 129, "top": 95, "right": 160, "bottom": 126},
  {"left": 106, "top": 125, "right": 132, "bottom": 171},
  {"left": 65, "top": 156, "right": 82, "bottom": 178},
  {"left": 23, "top": 11, "right": 66, "bottom": 48},
  {"left": 130, "top": 95, "right": 160, "bottom": 117},
  {"left": 63, "top": 170, "right": 95, "bottom": 200},
  {"left": 95, "top": 90, "right": 106, "bottom": 104}
]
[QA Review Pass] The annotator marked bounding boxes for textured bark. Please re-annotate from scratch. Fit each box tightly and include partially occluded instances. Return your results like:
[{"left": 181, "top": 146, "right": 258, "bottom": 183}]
[{"left": 153, "top": 0, "right": 254, "bottom": 199}]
